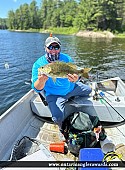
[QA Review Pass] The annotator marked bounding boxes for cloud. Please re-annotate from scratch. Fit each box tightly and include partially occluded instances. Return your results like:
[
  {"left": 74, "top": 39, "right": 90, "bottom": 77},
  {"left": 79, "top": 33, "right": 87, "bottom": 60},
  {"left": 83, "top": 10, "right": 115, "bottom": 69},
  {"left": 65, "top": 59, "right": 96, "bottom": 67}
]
[{"left": 13, "top": 0, "right": 17, "bottom": 2}]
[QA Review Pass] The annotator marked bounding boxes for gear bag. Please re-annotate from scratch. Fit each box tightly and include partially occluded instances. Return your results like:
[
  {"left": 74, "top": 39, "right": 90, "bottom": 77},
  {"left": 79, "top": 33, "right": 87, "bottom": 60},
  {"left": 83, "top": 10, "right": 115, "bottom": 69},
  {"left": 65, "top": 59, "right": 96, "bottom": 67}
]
[{"left": 62, "top": 112, "right": 106, "bottom": 156}]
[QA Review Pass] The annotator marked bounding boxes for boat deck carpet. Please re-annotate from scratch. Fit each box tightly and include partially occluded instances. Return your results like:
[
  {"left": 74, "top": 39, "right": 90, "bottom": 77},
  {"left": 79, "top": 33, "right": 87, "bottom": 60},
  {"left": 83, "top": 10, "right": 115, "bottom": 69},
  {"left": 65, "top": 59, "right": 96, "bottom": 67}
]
[{"left": 38, "top": 122, "right": 78, "bottom": 161}]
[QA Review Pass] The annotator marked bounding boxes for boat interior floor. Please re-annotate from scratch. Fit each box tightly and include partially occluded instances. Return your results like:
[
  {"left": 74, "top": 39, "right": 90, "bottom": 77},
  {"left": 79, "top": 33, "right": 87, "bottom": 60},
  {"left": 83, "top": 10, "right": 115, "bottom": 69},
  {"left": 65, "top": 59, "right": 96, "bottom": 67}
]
[
  {"left": 12, "top": 116, "right": 78, "bottom": 161},
  {"left": 16, "top": 115, "right": 125, "bottom": 161},
  {"left": 2, "top": 114, "right": 125, "bottom": 170}
]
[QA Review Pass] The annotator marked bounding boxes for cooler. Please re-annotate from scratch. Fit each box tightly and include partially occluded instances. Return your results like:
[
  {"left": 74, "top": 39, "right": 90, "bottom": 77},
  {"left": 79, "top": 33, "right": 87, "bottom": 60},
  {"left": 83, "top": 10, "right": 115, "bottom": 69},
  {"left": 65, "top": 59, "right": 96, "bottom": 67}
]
[{"left": 79, "top": 148, "right": 109, "bottom": 170}]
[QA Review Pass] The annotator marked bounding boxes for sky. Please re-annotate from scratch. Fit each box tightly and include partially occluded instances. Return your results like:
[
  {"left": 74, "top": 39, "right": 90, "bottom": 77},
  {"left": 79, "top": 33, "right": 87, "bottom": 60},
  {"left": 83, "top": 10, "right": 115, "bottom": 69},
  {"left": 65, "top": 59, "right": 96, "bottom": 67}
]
[{"left": 0, "top": 0, "right": 41, "bottom": 18}]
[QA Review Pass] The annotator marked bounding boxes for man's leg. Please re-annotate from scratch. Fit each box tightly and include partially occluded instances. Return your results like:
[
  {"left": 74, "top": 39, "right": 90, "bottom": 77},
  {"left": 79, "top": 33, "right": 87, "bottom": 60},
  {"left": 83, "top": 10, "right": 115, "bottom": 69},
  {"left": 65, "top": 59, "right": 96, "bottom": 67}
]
[
  {"left": 64, "top": 82, "right": 92, "bottom": 119},
  {"left": 46, "top": 95, "right": 66, "bottom": 128},
  {"left": 66, "top": 82, "right": 92, "bottom": 99},
  {"left": 46, "top": 82, "right": 91, "bottom": 126}
]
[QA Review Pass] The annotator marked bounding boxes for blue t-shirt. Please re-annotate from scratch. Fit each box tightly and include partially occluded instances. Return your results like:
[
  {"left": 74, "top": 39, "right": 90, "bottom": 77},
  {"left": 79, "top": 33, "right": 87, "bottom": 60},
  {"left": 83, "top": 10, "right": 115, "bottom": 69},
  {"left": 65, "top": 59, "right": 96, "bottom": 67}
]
[{"left": 32, "top": 53, "right": 75, "bottom": 96}]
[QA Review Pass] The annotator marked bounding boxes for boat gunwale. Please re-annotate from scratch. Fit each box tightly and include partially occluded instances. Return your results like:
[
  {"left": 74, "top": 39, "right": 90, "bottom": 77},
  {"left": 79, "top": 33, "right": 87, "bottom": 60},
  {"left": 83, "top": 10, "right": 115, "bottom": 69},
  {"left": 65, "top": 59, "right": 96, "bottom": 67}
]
[{"left": 0, "top": 89, "right": 34, "bottom": 121}]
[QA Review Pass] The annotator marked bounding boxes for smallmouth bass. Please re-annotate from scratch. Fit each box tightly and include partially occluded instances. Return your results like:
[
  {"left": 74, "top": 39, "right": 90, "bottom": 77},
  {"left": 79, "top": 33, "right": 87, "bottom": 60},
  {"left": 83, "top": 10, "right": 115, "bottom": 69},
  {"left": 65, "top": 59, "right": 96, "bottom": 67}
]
[{"left": 38, "top": 61, "right": 91, "bottom": 80}]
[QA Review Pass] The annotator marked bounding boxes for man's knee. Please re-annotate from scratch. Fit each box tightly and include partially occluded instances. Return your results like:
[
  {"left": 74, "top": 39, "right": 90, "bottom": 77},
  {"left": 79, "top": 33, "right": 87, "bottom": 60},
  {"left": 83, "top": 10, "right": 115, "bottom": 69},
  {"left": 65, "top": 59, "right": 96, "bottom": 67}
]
[
  {"left": 86, "top": 85, "right": 92, "bottom": 94},
  {"left": 79, "top": 82, "right": 92, "bottom": 95}
]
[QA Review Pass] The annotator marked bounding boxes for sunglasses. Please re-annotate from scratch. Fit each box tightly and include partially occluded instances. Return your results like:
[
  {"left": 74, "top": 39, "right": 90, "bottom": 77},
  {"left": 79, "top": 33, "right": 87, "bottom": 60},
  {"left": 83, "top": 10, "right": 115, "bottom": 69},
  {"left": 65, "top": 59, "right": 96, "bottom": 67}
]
[{"left": 47, "top": 45, "right": 60, "bottom": 50}]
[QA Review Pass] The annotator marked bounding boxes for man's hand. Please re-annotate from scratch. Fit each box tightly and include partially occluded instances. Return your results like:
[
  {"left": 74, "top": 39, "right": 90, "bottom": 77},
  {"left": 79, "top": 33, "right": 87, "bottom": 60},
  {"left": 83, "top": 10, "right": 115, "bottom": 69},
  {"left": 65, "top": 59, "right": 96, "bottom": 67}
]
[
  {"left": 68, "top": 74, "right": 79, "bottom": 83},
  {"left": 38, "top": 74, "right": 48, "bottom": 83},
  {"left": 34, "top": 74, "right": 48, "bottom": 90}
]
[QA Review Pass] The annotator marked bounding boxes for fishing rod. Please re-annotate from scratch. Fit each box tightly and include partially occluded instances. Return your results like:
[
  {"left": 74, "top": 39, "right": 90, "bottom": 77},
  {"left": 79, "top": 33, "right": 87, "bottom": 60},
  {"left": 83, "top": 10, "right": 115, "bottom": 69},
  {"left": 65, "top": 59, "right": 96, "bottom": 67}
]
[
  {"left": 98, "top": 91, "right": 125, "bottom": 121},
  {"left": 89, "top": 76, "right": 125, "bottom": 124},
  {"left": 100, "top": 92, "right": 125, "bottom": 138},
  {"left": 89, "top": 72, "right": 125, "bottom": 121},
  {"left": 71, "top": 76, "right": 125, "bottom": 123},
  {"left": 91, "top": 72, "right": 125, "bottom": 121}
]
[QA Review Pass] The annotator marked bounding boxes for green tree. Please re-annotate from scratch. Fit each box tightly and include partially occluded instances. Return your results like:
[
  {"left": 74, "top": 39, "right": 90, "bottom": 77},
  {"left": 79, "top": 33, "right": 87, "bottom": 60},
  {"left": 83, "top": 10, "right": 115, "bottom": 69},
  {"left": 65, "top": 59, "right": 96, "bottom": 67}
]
[
  {"left": 63, "top": 0, "right": 78, "bottom": 27},
  {"left": 6, "top": 0, "right": 125, "bottom": 32},
  {"left": 8, "top": 10, "right": 15, "bottom": 29},
  {"left": 22, "top": 3, "right": 30, "bottom": 30},
  {"left": 0, "top": 18, "right": 8, "bottom": 29},
  {"left": 39, "top": 0, "right": 48, "bottom": 29},
  {"left": 29, "top": 0, "right": 39, "bottom": 29},
  {"left": 73, "top": 0, "right": 95, "bottom": 30}
]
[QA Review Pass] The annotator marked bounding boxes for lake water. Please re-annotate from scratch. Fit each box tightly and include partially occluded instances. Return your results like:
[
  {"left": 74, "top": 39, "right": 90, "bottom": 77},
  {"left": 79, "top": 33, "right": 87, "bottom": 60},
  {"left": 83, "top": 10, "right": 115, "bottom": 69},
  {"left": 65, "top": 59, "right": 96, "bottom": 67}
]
[{"left": 0, "top": 30, "right": 125, "bottom": 115}]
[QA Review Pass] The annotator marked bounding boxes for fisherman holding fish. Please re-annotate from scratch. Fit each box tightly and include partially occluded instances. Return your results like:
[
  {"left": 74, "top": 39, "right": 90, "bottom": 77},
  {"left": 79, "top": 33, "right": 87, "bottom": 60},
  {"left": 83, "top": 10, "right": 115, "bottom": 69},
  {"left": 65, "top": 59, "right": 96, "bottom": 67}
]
[{"left": 32, "top": 34, "right": 92, "bottom": 140}]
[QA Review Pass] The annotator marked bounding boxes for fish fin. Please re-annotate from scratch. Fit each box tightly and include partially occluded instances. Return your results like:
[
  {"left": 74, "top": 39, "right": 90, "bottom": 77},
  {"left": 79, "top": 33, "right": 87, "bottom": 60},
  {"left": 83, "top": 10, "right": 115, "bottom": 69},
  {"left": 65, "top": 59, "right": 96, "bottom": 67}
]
[
  {"left": 38, "top": 68, "right": 42, "bottom": 75},
  {"left": 68, "top": 62, "right": 77, "bottom": 69},
  {"left": 52, "top": 77, "right": 57, "bottom": 82}
]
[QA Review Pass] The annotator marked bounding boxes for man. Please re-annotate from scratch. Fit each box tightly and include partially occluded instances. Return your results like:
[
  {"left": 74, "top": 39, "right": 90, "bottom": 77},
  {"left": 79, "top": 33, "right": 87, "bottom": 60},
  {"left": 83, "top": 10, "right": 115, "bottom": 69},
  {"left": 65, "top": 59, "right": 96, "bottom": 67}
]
[{"left": 32, "top": 34, "right": 92, "bottom": 138}]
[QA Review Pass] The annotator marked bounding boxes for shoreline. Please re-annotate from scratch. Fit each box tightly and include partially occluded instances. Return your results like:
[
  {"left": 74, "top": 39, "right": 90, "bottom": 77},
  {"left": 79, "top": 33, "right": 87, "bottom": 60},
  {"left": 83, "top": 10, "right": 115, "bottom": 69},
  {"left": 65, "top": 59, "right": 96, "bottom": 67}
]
[{"left": 8, "top": 29, "right": 123, "bottom": 38}]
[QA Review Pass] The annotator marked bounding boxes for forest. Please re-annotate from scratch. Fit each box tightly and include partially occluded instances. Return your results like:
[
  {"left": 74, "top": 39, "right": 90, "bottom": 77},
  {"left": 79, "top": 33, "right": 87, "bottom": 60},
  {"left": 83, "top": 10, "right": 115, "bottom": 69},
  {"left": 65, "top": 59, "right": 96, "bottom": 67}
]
[{"left": 0, "top": 0, "right": 125, "bottom": 33}]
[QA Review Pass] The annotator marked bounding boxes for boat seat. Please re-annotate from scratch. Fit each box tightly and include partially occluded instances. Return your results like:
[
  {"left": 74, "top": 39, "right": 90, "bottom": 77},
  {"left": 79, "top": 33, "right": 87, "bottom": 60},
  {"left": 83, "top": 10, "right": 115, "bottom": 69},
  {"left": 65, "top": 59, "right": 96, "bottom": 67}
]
[
  {"left": 38, "top": 91, "right": 48, "bottom": 106},
  {"left": 97, "top": 80, "right": 116, "bottom": 92},
  {"left": 30, "top": 92, "right": 52, "bottom": 120},
  {"left": 30, "top": 91, "right": 78, "bottom": 121}
]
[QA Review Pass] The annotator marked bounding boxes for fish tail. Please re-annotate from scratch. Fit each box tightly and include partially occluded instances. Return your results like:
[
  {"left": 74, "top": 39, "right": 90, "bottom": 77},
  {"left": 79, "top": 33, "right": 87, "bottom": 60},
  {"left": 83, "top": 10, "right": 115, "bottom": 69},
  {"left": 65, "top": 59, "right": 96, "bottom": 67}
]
[{"left": 80, "top": 68, "right": 91, "bottom": 79}]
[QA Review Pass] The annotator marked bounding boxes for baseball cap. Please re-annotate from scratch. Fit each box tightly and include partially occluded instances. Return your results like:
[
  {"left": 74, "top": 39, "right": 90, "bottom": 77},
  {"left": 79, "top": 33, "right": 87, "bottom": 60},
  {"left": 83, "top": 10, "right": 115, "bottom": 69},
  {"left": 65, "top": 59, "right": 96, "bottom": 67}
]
[{"left": 45, "top": 36, "right": 61, "bottom": 47}]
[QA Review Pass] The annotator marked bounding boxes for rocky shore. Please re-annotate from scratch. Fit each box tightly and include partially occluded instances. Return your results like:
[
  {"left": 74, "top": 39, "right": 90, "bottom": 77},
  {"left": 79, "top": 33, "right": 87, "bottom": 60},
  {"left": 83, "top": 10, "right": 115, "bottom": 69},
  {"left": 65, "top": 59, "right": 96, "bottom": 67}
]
[
  {"left": 13, "top": 29, "right": 115, "bottom": 38},
  {"left": 76, "top": 30, "right": 115, "bottom": 38}
]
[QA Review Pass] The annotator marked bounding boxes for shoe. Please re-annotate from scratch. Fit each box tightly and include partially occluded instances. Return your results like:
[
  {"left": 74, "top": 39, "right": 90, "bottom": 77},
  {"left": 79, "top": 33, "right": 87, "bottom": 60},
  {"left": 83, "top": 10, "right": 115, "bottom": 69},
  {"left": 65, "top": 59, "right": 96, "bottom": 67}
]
[{"left": 59, "top": 131, "right": 66, "bottom": 142}]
